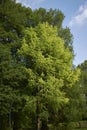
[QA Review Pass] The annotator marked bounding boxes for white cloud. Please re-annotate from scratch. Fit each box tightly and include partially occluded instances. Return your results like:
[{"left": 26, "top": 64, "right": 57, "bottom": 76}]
[
  {"left": 69, "top": 2, "right": 87, "bottom": 27},
  {"left": 16, "top": 0, "right": 45, "bottom": 8}
]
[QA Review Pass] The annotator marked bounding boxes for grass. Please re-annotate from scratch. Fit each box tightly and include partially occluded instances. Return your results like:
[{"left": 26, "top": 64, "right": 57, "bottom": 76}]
[{"left": 73, "top": 128, "right": 87, "bottom": 130}]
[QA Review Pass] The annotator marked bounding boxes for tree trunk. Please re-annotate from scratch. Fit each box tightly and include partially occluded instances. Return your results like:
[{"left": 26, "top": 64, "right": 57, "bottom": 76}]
[
  {"left": 41, "top": 120, "right": 49, "bottom": 130},
  {"left": 36, "top": 98, "right": 41, "bottom": 130},
  {"left": 37, "top": 116, "right": 41, "bottom": 130},
  {"left": 0, "top": 115, "right": 9, "bottom": 130},
  {"left": 13, "top": 112, "right": 20, "bottom": 130},
  {"left": 13, "top": 120, "right": 19, "bottom": 130}
]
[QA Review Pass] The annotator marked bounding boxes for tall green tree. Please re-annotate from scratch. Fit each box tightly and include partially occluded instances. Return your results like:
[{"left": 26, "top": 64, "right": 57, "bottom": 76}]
[
  {"left": 18, "top": 23, "right": 80, "bottom": 130},
  {"left": 0, "top": 0, "right": 79, "bottom": 129}
]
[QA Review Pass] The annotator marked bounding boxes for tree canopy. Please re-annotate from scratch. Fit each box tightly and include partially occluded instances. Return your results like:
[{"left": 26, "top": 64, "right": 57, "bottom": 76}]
[{"left": 0, "top": 1, "right": 86, "bottom": 130}]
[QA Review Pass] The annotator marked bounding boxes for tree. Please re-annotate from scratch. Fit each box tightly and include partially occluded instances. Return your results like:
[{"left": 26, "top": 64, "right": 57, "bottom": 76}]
[
  {"left": 30, "top": 8, "right": 73, "bottom": 53},
  {"left": 78, "top": 60, "right": 87, "bottom": 120},
  {"left": 58, "top": 27, "right": 73, "bottom": 52},
  {"left": 0, "top": 0, "right": 28, "bottom": 44},
  {"left": 18, "top": 23, "right": 80, "bottom": 130},
  {"left": 33, "top": 8, "right": 64, "bottom": 27},
  {"left": 0, "top": 43, "right": 29, "bottom": 130},
  {"left": 0, "top": 1, "right": 80, "bottom": 129},
  {"left": 61, "top": 82, "right": 85, "bottom": 123},
  {"left": 0, "top": 0, "right": 73, "bottom": 53}
]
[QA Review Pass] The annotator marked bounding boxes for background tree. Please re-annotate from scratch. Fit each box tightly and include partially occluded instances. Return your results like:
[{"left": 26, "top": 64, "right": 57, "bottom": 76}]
[
  {"left": 78, "top": 60, "right": 87, "bottom": 120},
  {"left": 32, "top": 8, "right": 73, "bottom": 53},
  {"left": 0, "top": 44, "right": 29, "bottom": 130}
]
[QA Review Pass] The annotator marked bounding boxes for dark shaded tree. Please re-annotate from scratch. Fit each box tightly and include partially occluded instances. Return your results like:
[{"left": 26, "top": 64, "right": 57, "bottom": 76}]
[{"left": 78, "top": 60, "right": 87, "bottom": 120}]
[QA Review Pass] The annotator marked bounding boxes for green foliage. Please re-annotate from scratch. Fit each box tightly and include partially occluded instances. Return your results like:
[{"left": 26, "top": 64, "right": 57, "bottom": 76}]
[
  {"left": 0, "top": 43, "right": 29, "bottom": 130},
  {"left": 78, "top": 60, "right": 87, "bottom": 120},
  {"left": 58, "top": 27, "right": 73, "bottom": 52},
  {"left": 18, "top": 23, "right": 80, "bottom": 129},
  {"left": 31, "top": 8, "right": 64, "bottom": 27},
  {"left": 0, "top": 0, "right": 27, "bottom": 43},
  {"left": 0, "top": 0, "right": 83, "bottom": 129}
]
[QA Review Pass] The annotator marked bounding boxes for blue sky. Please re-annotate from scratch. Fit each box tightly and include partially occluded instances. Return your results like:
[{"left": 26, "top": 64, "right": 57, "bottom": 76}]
[{"left": 16, "top": 0, "right": 87, "bottom": 66}]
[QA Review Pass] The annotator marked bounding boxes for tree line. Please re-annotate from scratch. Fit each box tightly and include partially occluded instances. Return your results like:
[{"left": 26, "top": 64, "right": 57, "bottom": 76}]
[{"left": 0, "top": 0, "right": 87, "bottom": 130}]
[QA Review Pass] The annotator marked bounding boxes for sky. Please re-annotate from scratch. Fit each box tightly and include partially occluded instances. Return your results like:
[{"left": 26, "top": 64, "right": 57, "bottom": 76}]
[{"left": 16, "top": 0, "right": 87, "bottom": 66}]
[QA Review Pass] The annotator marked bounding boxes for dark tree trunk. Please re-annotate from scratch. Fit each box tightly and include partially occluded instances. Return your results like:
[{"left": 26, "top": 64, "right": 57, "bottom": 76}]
[
  {"left": 41, "top": 120, "right": 49, "bottom": 130},
  {"left": 13, "top": 120, "right": 19, "bottom": 130},
  {"left": 13, "top": 112, "right": 20, "bottom": 130},
  {"left": 0, "top": 115, "right": 9, "bottom": 130}
]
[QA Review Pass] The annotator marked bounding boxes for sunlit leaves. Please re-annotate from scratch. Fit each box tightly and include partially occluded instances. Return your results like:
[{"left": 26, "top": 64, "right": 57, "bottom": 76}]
[{"left": 18, "top": 23, "right": 79, "bottom": 123}]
